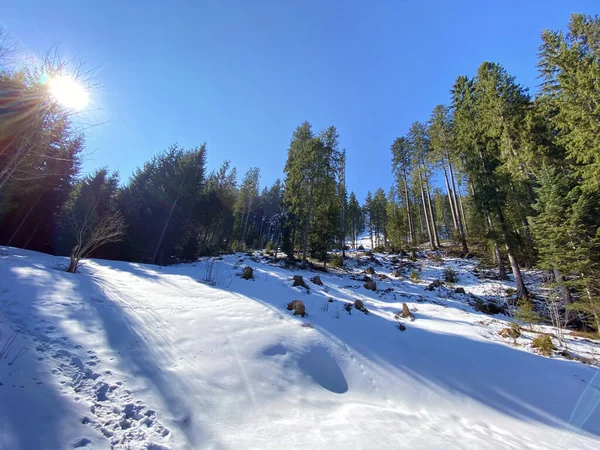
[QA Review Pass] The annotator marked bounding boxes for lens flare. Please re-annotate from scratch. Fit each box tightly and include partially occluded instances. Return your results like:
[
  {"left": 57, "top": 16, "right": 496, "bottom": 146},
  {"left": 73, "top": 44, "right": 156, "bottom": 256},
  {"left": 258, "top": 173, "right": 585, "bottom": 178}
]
[{"left": 49, "top": 75, "right": 89, "bottom": 110}]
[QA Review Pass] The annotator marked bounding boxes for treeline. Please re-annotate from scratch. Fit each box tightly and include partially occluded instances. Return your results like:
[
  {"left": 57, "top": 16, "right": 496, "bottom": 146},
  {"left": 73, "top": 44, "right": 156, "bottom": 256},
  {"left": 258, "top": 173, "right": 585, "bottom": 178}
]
[
  {"left": 378, "top": 13, "right": 600, "bottom": 330},
  {"left": 0, "top": 15, "right": 598, "bottom": 330}
]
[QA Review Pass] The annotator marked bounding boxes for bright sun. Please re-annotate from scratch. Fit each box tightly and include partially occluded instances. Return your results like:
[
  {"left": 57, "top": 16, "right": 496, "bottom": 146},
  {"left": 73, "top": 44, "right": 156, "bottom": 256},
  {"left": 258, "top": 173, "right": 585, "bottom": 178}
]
[{"left": 49, "top": 75, "right": 89, "bottom": 110}]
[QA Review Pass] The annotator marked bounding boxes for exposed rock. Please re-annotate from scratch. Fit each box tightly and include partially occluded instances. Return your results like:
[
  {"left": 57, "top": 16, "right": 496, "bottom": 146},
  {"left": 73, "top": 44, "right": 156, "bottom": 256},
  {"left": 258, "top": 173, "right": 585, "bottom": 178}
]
[
  {"left": 399, "top": 323, "right": 406, "bottom": 331},
  {"left": 364, "top": 280, "right": 377, "bottom": 291},
  {"left": 365, "top": 250, "right": 373, "bottom": 257},
  {"left": 310, "top": 275, "right": 323, "bottom": 286},
  {"left": 241, "top": 266, "right": 254, "bottom": 280},
  {"left": 378, "top": 273, "right": 389, "bottom": 281},
  {"left": 292, "top": 275, "right": 309, "bottom": 290},
  {"left": 365, "top": 266, "right": 375, "bottom": 274},
  {"left": 369, "top": 256, "right": 382, "bottom": 266},
  {"left": 362, "top": 275, "right": 372, "bottom": 282},
  {"left": 391, "top": 269, "right": 403, "bottom": 278},
  {"left": 454, "top": 287, "right": 466, "bottom": 295},
  {"left": 354, "top": 299, "right": 369, "bottom": 314},
  {"left": 426, "top": 279, "right": 444, "bottom": 291},
  {"left": 358, "top": 245, "right": 365, "bottom": 250},
  {"left": 472, "top": 297, "right": 506, "bottom": 315},
  {"left": 401, "top": 302, "right": 415, "bottom": 321},
  {"left": 287, "top": 300, "right": 306, "bottom": 317}
]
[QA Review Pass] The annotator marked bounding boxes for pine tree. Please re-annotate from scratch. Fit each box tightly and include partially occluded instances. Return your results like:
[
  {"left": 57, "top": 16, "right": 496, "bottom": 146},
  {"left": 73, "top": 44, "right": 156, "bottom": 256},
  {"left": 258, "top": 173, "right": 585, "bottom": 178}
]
[
  {"left": 452, "top": 65, "right": 530, "bottom": 299},
  {"left": 347, "top": 192, "right": 363, "bottom": 249},
  {"left": 408, "top": 121, "right": 439, "bottom": 249},
  {"left": 428, "top": 104, "right": 468, "bottom": 254},
  {"left": 283, "top": 122, "right": 341, "bottom": 267},
  {"left": 391, "top": 137, "right": 416, "bottom": 245}
]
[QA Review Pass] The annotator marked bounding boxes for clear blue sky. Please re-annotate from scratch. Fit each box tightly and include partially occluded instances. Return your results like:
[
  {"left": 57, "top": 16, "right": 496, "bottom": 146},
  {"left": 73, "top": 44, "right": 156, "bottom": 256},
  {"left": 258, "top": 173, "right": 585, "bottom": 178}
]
[{"left": 2, "top": 1, "right": 598, "bottom": 201}]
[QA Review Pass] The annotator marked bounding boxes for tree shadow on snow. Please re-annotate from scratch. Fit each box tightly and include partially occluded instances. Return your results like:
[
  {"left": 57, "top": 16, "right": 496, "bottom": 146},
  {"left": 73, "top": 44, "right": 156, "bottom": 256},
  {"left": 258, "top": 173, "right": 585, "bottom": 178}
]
[
  {"left": 80, "top": 272, "right": 208, "bottom": 448},
  {"left": 0, "top": 248, "right": 209, "bottom": 449},
  {"left": 0, "top": 251, "right": 97, "bottom": 449}
]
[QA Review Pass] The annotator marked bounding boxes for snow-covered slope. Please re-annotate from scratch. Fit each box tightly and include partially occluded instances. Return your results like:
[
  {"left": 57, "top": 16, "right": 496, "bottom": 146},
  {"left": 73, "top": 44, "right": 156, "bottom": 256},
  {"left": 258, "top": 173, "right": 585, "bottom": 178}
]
[{"left": 1, "top": 247, "right": 599, "bottom": 449}]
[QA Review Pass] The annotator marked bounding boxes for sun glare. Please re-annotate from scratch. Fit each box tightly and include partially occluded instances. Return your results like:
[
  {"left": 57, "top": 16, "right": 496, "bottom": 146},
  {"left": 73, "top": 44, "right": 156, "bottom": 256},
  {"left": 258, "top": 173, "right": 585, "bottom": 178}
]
[{"left": 49, "top": 75, "right": 89, "bottom": 110}]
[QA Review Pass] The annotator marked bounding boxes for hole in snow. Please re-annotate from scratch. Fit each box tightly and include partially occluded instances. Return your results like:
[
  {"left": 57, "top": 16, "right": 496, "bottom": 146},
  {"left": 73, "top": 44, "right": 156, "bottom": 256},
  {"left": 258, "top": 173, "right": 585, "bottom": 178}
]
[
  {"left": 298, "top": 346, "right": 348, "bottom": 394},
  {"left": 262, "top": 344, "right": 287, "bottom": 356}
]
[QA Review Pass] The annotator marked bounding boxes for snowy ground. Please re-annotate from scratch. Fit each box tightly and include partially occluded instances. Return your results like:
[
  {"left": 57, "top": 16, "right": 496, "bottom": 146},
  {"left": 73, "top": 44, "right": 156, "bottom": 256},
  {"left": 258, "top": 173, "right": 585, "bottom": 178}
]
[{"left": 1, "top": 245, "right": 600, "bottom": 449}]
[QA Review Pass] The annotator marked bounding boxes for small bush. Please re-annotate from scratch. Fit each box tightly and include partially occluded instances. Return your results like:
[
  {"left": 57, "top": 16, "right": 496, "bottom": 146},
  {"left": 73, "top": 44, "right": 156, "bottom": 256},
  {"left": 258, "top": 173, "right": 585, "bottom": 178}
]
[
  {"left": 409, "top": 270, "right": 420, "bottom": 282},
  {"left": 265, "top": 241, "right": 274, "bottom": 253},
  {"left": 230, "top": 240, "right": 243, "bottom": 253},
  {"left": 532, "top": 335, "right": 556, "bottom": 356},
  {"left": 443, "top": 267, "right": 459, "bottom": 283},
  {"left": 514, "top": 299, "right": 541, "bottom": 330},
  {"left": 428, "top": 253, "right": 443, "bottom": 264},
  {"left": 330, "top": 254, "right": 344, "bottom": 268},
  {"left": 499, "top": 323, "right": 521, "bottom": 342},
  {"left": 373, "top": 245, "right": 386, "bottom": 253}
]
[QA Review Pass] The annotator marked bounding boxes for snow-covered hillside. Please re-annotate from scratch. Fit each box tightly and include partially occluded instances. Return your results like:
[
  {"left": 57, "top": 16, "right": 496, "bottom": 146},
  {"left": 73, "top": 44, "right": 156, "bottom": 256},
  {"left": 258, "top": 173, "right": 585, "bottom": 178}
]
[{"left": 1, "top": 246, "right": 599, "bottom": 449}]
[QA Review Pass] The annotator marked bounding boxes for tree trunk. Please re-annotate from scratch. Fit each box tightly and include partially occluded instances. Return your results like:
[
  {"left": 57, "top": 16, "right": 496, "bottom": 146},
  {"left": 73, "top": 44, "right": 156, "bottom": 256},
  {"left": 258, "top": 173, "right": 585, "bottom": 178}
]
[
  {"left": 485, "top": 212, "right": 507, "bottom": 279},
  {"left": 7, "top": 193, "right": 42, "bottom": 246},
  {"left": 496, "top": 207, "right": 528, "bottom": 300},
  {"left": 424, "top": 178, "right": 441, "bottom": 248},
  {"left": 152, "top": 184, "right": 183, "bottom": 265},
  {"left": 446, "top": 157, "right": 468, "bottom": 255},
  {"left": 554, "top": 269, "right": 574, "bottom": 323},
  {"left": 23, "top": 220, "right": 41, "bottom": 249},
  {"left": 419, "top": 174, "right": 435, "bottom": 249},
  {"left": 67, "top": 245, "right": 80, "bottom": 273},
  {"left": 67, "top": 255, "right": 78, "bottom": 273},
  {"left": 441, "top": 158, "right": 459, "bottom": 230},
  {"left": 403, "top": 177, "right": 415, "bottom": 244},
  {"left": 242, "top": 200, "right": 252, "bottom": 242},
  {"left": 301, "top": 186, "right": 314, "bottom": 267},
  {"left": 290, "top": 222, "right": 297, "bottom": 260}
]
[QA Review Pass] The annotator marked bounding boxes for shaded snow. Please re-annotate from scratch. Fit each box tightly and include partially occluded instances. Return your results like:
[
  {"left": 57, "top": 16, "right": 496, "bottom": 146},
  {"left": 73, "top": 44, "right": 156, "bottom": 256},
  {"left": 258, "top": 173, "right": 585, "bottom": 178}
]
[{"left": 0, "top": 246, "right": 599, "bottom": 449}]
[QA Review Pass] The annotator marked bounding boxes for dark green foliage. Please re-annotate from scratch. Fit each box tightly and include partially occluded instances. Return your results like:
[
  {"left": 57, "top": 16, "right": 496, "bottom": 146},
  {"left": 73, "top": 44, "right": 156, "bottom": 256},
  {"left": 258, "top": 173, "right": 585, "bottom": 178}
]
[
  {"left": 330, "top": 254, "right": 344, "bottom": 268},
  {"left": 283, "top": 122, "right": 343, "bottom": 266},
  {"left": 514, "top": 299, "right": 542, "bottom": 330},
  {"left": 119, "top": 144, "right": 207, "bottom": 264},
  {"left": 0, "top": 62, "right": 82, "bottom": 254},
  {"left": 443, "top": 266, "right": 458, "bottom": 283}
]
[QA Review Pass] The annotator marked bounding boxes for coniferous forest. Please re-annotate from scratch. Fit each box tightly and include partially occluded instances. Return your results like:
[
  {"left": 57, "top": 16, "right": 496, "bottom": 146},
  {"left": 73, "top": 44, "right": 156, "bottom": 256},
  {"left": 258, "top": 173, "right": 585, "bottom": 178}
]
[{"left": 1, "top": 14, "right": 599, "bottom": 332}]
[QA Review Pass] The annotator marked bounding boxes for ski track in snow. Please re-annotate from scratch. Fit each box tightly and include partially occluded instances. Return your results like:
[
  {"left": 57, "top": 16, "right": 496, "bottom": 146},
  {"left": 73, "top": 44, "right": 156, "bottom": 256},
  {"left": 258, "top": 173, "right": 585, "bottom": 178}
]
[{"left": 1, "top": 243, "right": 600, "bottom": 449}]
